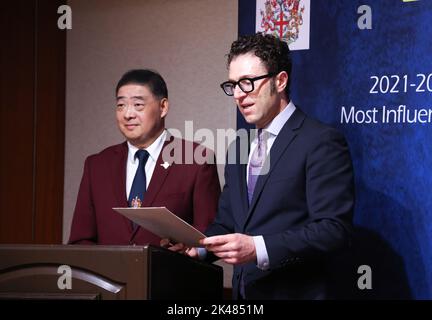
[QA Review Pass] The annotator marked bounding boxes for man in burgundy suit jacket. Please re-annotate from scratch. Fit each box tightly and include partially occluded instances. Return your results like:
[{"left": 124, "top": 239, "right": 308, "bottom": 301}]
[{"left": 69, "top": 69, "right": 220, "bottom": 245}]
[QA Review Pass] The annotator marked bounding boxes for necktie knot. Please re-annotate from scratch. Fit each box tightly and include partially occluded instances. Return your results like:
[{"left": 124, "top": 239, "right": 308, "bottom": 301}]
[
  {"left": 135, "top": 149, "right": 150, "bottom": 163},
  {"left": 250, "top": 129, "right": 267, "bottom": 168},
  {"left": 258, "top": 128, "right": 263, "bottom": 141}
]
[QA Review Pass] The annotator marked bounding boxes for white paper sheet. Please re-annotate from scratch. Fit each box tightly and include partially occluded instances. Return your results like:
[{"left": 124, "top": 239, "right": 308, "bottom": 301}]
[{"left": 113, "top": 207, "right": 206, "bottom": 247}]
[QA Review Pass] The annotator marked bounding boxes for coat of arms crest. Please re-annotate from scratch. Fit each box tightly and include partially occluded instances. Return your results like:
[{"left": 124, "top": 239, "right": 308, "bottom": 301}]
[{"left": 259, "top": 0, "right": 305, "bottom": 44}]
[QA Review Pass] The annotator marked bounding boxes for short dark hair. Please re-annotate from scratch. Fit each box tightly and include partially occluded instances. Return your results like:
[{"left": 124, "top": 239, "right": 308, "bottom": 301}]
[
  {"left": 227, "top": 33, "right": 292, "bottom": 96},
  {"left": 115, "top": 69, "right": 168, "bottom": 99}
]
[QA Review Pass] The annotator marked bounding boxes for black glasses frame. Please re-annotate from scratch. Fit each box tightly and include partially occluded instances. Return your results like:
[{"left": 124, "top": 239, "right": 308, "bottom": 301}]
[{"left": 220, "top": 73, "right": 275, "bottom": 96}]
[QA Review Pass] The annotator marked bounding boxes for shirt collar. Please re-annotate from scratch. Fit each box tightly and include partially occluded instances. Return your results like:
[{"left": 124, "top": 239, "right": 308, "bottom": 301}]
[
  {"left": 127, "top": 130, "right": 167, "bottom": 164},
  {"left": 263, "top": 101, "right": 296, "bottom": 137}
]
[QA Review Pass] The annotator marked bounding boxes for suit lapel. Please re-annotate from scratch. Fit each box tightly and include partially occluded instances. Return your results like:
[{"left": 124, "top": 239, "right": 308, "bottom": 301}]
[
  {"left": 246, "top": 109, "right": 306, "bottom": 222},
  {"left": 111, "top": 142, "right": 132, "bottom": 231},
  {"left": 238, "top": 160, "right": 249, "bottom": 220},
  {"left": 112, "top": 142, "right": 128, "bottom": 206},
  {"left": 140, "top": 136, "right": 174, "bottom": 207},
  {"left": 233, "top": 132, "right": 251, "bottom": 220}
]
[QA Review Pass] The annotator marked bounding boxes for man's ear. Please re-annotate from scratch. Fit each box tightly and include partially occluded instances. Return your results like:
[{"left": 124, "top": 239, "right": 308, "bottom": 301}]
[
  {"left": 160, "top": 98, "right": 169, "bottom": 118},
  {"left": 275, "top": 71, "right": 288, "bottom": 93}
]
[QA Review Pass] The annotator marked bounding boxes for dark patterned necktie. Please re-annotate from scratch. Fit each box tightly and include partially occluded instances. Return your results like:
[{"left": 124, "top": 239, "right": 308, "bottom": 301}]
[{"left": 128, "top": 149, "right": 150, "bottom": 208}]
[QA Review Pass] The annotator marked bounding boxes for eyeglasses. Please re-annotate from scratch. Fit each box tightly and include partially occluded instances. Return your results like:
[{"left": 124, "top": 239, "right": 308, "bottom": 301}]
[{"left": 220, "top": 73, "right": 275, "bottom": 96}]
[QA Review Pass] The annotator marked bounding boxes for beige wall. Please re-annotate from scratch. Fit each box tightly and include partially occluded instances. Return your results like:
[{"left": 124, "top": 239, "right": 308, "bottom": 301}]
[{"left": 65, "top": 0, "right": 237, "bottom": 286}]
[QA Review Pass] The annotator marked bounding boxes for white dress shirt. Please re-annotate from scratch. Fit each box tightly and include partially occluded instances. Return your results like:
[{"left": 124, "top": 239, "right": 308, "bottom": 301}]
[{"left": 126, "top": 130, "right": 167, "bottom": 199}]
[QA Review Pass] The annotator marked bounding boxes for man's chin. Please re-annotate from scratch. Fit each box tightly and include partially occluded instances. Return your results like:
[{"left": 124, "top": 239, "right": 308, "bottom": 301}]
[
  {"left": 243, "top": 115, "right": 258, "bottom": 125},
  {"left": 124, "top": 135, "right": 141, "bottom": 144}
]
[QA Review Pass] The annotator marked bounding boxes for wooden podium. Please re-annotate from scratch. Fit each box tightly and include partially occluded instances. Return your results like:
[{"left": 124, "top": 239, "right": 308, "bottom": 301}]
[{"left": 0, "top": 244, "right": 223, "bottom": 300}]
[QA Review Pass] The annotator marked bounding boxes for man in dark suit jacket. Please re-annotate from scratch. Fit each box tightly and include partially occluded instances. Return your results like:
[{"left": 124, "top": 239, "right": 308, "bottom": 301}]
[
  {"left": 69, "top": 69, "right": 220, "bottom": 245},
  {"left": 169, "top": 34, "right": 354, "bottom": 299}
]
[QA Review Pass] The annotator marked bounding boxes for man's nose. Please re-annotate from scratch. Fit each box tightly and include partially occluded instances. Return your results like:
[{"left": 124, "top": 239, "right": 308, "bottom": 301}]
[
  {"left": 123, "top": 105, "right": 136, "bottom": 118},
  {"left": 233, "top": 85, "right": 247, "bottom": 99}
]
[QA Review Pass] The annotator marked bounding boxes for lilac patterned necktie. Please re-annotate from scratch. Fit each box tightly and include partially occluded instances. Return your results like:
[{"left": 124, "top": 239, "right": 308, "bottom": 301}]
[{"left": 247, "top": 129, "right": 267, "bottom": 204}]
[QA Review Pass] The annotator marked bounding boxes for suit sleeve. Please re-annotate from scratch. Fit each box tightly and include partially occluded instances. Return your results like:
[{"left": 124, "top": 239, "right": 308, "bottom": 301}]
[
  {"left": 191, "top": 156, "right": 221, "bottom": 233},
  {"left": 264, "top": 128, "right": 354, "bottom": 269},
  {"left": 68, "top": 157, "right": 97, "bottom": 244}
]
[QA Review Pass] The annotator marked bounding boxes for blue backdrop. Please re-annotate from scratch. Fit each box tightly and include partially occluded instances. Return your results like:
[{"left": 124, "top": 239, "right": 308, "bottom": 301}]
[{"left": 238, "top": 0, "right": 432, "bottom": 299}]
